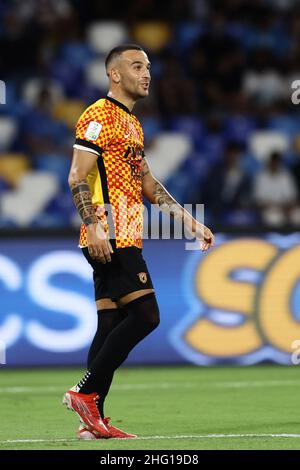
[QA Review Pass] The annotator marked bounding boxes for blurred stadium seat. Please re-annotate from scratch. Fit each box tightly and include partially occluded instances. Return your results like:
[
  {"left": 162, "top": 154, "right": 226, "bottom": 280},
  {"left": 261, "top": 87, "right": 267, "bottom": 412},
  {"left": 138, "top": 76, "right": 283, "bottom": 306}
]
[
  {"left": 1, "top": 171, "right": 59, "bottom": 226},
  {"left": 52, "top": 99, "right": 86, "bottom": 129},
  {"left": 0, "top": 117, "right": 18, "bottom": 151},
  {"left": 85, "top": 58, "right": 109, "bottom": 90},
  {"left": 0, "top": 153, "right": 30, "bottom": 186},
  {"left": 249, "top": 131, "right": 290, "bottom": 163},
  {"left": 87, "top": 21, "right": 128, "bottom": 54},
  {"left": 146, "top": 133, "right": 192, "bottom": 182},
  {"left": 22, "top": 79, "right": 64, "bottom": 107},
  {"left": 33, "top": 153, "right": 71, "bottom": 188},
  {"left": 132, "top": 22, "right": 171, "bottom": 52}
]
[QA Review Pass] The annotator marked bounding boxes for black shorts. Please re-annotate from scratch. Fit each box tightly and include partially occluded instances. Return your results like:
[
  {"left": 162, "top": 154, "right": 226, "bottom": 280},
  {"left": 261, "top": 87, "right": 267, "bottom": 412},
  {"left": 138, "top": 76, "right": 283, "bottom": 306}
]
[{"left": 82, "top": 246, "right": 154, "bottom": 302}]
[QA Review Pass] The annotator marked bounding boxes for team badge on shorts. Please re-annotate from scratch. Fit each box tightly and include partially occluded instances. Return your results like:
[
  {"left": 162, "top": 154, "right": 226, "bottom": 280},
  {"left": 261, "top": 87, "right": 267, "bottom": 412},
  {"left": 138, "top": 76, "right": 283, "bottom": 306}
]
[{"left": 138, "top": 272, "right": 147, "bottom": 284}]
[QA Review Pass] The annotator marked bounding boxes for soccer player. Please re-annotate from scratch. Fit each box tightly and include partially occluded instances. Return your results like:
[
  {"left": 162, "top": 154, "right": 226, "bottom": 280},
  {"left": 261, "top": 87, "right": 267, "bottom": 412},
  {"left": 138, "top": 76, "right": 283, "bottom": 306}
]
[{"left": 63, "top": 44, "right": 214, "bottom": 439}]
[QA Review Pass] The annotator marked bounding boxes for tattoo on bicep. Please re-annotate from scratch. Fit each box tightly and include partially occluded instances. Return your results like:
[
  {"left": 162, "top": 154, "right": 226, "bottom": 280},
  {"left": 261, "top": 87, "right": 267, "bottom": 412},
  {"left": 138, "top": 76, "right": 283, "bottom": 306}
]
[
  {"left": 153, "top": 182, "right": 183, "bottom": 219},
  {"left": 71, "top": 181, "right": 98, "bottom": 226}
]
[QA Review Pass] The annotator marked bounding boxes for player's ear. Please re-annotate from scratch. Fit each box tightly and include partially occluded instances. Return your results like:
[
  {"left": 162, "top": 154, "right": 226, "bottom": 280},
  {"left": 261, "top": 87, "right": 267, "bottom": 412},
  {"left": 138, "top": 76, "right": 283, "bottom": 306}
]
[{"left": 110, "top": 67, "right": 121, "bottom": 84}]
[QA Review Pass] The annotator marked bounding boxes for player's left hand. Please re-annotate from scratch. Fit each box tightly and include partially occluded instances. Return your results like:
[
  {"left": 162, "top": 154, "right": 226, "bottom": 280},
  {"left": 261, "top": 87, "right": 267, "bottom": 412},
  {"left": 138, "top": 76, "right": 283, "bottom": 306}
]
[{"left": 197, "top": 225, "right": 215, "bottom": 252}]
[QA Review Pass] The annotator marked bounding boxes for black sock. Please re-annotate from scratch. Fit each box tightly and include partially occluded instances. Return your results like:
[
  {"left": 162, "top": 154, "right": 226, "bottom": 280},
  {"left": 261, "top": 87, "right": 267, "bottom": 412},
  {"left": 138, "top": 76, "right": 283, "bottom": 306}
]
[
  {"left": 87, "top": 308, "right": 125, "bottom": 368},
  {"left": 79, "top": 294, "right": 160, "bottom": 399},
  {"left": 78, "top": 308, "right": 125, "bottom": 417}
]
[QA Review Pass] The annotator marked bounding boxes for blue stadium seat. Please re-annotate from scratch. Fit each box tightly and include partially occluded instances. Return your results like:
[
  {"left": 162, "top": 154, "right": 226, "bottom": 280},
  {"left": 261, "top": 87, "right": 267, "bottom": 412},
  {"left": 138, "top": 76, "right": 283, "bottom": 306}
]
[
  {"left": 33, "top": 191, "right": 75, "bottom": 227},
  {"left": 50, "top": 59, "right": 84, "bottom": 97},
  {"left": 59, "top": 42, "right": 93, "bottom": 71},
  {"left": 198, "top": 134, "right": 225, "bottom": 163},
  {"left": 141, "top": 117, "right": 163, "bottom": 142},
  {"left": 175, "top": 23, "right": 205, "bottom": 51},
  {"left": 223, "top": 115, "right": 257, "bottom": 144},
  {"left": 33, "top": 154, "right": 70, "bottom": 188},
  {"left": 169, "top": 116, "right": 204, "bottom": 147},
  {"left": 268, "top": 115, "right": 299, "bottom": 139}
]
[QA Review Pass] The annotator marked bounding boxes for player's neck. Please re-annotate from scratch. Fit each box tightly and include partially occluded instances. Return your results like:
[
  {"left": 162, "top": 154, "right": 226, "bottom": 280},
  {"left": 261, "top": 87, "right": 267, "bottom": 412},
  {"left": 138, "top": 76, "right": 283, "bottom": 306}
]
[{"left": 107, "top": 91, "right": 135, "bottom": 112}]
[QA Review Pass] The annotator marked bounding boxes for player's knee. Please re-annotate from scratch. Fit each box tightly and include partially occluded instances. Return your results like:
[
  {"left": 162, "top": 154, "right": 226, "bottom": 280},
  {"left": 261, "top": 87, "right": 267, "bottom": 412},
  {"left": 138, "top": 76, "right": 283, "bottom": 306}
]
[
  {"left": 143, "top": 311, "right": 160, "bottom": 333},
  {"left": 126, "top": 292, "right": 160, "bottom": 331},
  {"left": 139, "top": 295, "right": 160, "bottom": 331},
  {"left": 146, "top": 306, "right": 160, "bottom": 330}
]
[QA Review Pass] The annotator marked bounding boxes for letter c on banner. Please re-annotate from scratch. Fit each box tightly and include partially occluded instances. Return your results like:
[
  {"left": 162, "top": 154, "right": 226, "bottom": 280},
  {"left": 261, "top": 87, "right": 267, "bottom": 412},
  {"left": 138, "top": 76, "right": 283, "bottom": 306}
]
[{"left": 257, "top": 244, "right": 300, "bottom": 353}]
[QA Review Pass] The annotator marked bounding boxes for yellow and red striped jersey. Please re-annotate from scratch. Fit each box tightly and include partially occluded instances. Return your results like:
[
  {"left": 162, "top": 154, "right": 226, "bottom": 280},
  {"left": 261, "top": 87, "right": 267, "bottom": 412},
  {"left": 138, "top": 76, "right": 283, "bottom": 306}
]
[{"left": 74, "top": 96, "right": 145, "bottom": 249}]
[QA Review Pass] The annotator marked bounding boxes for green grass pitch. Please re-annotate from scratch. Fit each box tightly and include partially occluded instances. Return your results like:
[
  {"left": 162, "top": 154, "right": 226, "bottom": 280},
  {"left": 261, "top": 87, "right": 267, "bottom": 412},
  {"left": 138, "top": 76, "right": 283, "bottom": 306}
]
[{"left": 0, "top": 365, "right": 299, "bottom": 450}]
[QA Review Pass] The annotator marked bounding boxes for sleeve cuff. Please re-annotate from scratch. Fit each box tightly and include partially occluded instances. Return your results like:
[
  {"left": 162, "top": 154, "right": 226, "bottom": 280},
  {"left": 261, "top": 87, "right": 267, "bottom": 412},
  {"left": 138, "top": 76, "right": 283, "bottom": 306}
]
[{"left": 74, "top": 138, "right": 103, "bottom": 156}]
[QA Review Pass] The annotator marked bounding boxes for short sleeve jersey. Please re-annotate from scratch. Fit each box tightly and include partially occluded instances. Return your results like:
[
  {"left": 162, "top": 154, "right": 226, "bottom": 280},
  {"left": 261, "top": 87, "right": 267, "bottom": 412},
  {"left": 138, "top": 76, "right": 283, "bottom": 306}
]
[{"left": 74, "top": 96, "right": 145, "bottom": 249}]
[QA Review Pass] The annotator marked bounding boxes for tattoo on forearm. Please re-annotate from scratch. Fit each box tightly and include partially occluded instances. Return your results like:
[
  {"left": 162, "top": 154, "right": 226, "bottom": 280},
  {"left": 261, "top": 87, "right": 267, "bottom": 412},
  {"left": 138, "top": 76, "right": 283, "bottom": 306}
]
[
  {"left": 71, "top": 181, "right": 97, "bottom": 226},
  {"left": 141, "top": 159, "right": 150, "bottom": 177},
  {"left": 153, "top": 181, "right": 184, "bottom": 219}
]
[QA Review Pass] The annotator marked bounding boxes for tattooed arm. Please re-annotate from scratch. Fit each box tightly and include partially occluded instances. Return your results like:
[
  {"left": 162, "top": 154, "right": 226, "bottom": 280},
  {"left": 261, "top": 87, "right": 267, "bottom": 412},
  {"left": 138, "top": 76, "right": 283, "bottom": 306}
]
[
  {"left": 141, "top": 158, "right": 214, "bottom": 251},
  {"left": 68, "top": 148, "right": 113, "bottom": 263},
  {"left": 70, "top": 181, "right": 98, "bottom": 226}
]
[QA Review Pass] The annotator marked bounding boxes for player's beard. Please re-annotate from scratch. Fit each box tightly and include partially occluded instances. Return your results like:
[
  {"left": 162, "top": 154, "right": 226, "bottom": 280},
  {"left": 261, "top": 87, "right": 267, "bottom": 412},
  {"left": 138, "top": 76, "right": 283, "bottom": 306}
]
[
  {"left": 135, "top": 83, "right": 149, "bottom": 99},
  {"left": 121, "top": 74, "right": 149, "bottom": 100},
  {"left": 126, "top": 80, "right": 149, "bottom": 100}
]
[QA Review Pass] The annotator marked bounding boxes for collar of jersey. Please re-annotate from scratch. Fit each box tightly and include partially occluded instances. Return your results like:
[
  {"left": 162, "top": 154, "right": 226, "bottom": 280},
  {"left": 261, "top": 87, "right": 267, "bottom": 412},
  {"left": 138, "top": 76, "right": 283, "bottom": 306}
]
[{"left": 106, "top": 96, "right": 131, "bottom": 115}]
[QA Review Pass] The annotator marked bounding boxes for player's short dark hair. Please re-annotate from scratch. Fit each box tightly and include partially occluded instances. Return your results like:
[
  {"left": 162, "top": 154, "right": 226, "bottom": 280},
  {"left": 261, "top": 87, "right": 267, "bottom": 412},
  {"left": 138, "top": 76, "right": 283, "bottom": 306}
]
[{"left": 105, "top": 44, "right": 145, "bottom": 70}]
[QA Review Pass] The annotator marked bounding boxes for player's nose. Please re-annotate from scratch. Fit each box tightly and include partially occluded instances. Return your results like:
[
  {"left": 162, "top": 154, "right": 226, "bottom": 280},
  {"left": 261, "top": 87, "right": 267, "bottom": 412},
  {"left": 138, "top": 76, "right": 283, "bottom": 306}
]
[{"left": 143, "top": 68, "right": 151, "bottom": 79}]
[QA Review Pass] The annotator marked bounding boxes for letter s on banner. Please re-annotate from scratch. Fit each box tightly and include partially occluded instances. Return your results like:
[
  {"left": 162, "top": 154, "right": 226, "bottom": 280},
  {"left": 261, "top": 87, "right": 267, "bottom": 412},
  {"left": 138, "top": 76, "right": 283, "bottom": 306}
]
[
  {"left": 0, "top": 255, "right": 23, "bottom": 347},
  {"left": 185, "top": 239, "right": 278, "bottom": 357}
]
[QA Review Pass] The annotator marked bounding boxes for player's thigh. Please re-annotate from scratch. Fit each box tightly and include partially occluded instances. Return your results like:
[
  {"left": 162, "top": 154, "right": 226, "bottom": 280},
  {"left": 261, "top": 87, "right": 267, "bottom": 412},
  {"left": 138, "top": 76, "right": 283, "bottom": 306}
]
[
  {"left": 82, "top": 247, "right": 116, "bottom": 307},
  {"left": 96, "top": 298, "right": 118, "bottom": 310},
  {"left": 109, "top": 247, "right": 155, "bottom": 303},
  {"left": 117, "top": 288, "right": 155, "bottom": 307}
]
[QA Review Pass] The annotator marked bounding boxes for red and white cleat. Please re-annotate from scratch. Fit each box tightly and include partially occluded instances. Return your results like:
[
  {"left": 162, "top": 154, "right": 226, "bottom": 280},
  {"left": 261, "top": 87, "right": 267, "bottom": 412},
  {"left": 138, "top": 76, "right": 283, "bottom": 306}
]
[
  {"left": 77, "top": 418, "right": 137, "bottom": 440},
  {"left": 77, "top": 423, "right": 101, "bottom": 440},
  {"left": 104, "top": 417, "right": 137, "bottom": 439},
  {"left": 63, "top": 390, "right": 109, "bottom": 438}
]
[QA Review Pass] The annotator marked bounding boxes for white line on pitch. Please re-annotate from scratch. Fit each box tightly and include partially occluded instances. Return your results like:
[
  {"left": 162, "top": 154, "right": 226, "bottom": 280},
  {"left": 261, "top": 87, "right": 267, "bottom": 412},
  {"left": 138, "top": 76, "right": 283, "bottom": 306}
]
[
  {"left": 0, "top": 383, "right": 194, "bottom": 393},
  {"left": 0, "top": 379, "right": 300, "bottom": 394},
  {"left": 1, "top": 434, "right": 300, "bottom": 444}
]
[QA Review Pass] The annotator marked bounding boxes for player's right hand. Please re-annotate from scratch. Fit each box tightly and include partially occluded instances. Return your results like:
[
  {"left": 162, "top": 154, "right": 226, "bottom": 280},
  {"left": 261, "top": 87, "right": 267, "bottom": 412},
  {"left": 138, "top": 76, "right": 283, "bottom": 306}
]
[{"left": 86, "top": 223, "right": 114, "bottom": 263}]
